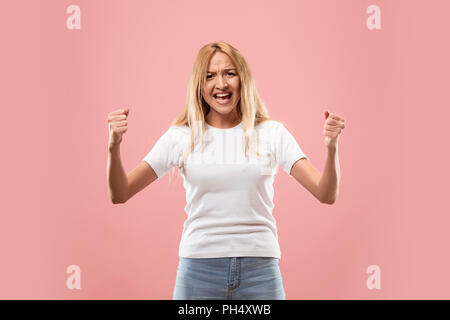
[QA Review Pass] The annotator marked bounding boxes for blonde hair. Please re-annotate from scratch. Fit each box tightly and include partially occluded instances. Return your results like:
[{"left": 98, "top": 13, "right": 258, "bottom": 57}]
[{"left": 168, "top": 41, "right": 273, "bottom": 181}]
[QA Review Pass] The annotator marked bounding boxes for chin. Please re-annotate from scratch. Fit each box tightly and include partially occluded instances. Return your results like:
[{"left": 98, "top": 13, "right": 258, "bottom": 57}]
[{"left": 213, "top": 106, "right": 236, "bottom": 114}]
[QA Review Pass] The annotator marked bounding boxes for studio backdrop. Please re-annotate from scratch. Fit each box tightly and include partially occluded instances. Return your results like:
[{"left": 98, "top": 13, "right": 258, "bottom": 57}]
[{"left": 1, "top": 0, "right": 449, "bottom": 299}]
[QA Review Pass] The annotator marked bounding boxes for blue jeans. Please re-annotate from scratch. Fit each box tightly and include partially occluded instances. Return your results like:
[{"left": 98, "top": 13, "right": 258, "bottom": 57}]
[{"left": 172, "top": 257, "right": 286, "bottom": 300}]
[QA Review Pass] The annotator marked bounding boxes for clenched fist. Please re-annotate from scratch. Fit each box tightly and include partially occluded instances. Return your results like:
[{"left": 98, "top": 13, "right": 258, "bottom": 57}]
[
  {"left": 107, "top": 108, "right": 129, "bottom": 148},
  {"left": 323, "top": 110, "right": 345, "bottom": 149}
]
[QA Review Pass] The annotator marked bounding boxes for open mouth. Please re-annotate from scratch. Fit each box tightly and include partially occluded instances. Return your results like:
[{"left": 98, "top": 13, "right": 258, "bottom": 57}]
[{"left": 213, "top": 93, "right": 232, "bottom": 104}]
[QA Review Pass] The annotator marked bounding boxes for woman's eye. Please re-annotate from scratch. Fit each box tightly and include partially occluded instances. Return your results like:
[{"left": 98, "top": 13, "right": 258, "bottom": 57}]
[{"left": 206, "top": 73, "right": 235, "bottom": 79}]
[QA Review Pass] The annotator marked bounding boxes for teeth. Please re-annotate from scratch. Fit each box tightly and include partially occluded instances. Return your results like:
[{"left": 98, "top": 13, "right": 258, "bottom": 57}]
[{"left": 215, "top": 93, "right": 231, "bottom": 98}]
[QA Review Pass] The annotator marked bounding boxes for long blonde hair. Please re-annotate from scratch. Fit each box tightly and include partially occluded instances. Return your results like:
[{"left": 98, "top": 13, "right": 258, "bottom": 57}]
[{"left": 168, "top": 41, "right": 272, "bottom": 180}]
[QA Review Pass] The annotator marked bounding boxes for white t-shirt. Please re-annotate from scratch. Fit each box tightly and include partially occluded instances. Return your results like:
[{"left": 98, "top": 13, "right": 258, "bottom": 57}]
[{"left": 143, "top": 119, "right": 308, "bottom": 259}]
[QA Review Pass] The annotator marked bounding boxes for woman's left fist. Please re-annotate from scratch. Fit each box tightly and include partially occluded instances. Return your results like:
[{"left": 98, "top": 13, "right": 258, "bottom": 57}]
[{"left": 323, "top": 110, "right": 345, "bottom": 148}]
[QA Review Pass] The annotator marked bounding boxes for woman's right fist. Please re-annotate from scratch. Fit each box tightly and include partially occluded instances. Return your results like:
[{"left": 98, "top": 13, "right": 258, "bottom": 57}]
[{"left": 107, "top": 108, "right": 129, "bottom": 147}]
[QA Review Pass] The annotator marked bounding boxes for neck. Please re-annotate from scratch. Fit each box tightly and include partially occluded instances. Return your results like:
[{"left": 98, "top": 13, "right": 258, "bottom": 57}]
[{"left": 205, "top": 111, "right": 241, "bottom": 129}]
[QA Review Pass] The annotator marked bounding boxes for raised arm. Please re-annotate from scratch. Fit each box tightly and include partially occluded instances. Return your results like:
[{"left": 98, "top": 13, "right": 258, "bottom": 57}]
[
  {"left": 106, "top": 108, "right": 158, "bottom": 204},
  {"left": 107, "top": 145, "right": 158, "bottom": 204},
  {"left": 290, "top": 110, "right": 344, "bottom": 204},
  {"left": 290, "top": 158, "right": 324, "bottom": 203},
  {"left": 290, "top": 150, "right": 340, "bottom": 205}
]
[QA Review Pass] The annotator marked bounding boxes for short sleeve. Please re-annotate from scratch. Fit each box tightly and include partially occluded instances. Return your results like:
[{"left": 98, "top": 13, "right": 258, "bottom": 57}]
[
  {"left": 143, "top": 127, "right": 179, "bottom": 179},
  {"left": 275, "top": 123, "right": 309, "bottom": 176}
]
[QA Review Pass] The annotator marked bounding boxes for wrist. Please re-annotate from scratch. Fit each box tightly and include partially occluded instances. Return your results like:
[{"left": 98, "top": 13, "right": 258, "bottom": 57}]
[
  {"left": 327, "top": 145, "right": 337, "bottom": 154},
  {"left": 108, "top": 143, "right": 121, "bottom": 153}
]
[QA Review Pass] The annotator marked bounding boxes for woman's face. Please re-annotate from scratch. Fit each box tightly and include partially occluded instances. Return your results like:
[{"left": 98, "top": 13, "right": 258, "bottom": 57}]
[{"left": 202, "top": 51, "right": 241, "bottom": 117}]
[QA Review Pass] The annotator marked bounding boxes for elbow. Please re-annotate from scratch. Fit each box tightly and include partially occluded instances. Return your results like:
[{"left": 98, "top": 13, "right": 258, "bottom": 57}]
[
  {"left": 320, "top": 195, "right": 337, "bottom": 205},
  {"left": 316, "top": 184, "right": 337, "bottom": 205},
  {"left": 109, "top": 188, "right": 129, "bottom": 204},
  {"left": 111, "top": 195, "right": 127, "bottom": 204}
]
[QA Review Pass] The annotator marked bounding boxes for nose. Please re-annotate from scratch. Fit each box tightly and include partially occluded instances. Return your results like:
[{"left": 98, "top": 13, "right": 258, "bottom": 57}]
[{"left": 215, "top": 74, "right": 228, "bottom": 89}]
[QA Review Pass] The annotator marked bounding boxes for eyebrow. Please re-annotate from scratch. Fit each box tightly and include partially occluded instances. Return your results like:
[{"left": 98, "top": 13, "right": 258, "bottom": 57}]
[{"left": 207, "top": 68, "right": 236, "bottom": 73}]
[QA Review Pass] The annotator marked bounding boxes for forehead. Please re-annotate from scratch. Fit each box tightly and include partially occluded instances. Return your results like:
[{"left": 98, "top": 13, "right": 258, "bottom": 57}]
[{"left": 207, "top": 51, "right": 235, "bottom": 71}]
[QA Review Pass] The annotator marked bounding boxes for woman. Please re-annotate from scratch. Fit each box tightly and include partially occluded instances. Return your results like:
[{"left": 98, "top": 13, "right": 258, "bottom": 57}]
[{"left": 106, "top": 41, "right": 345, "bottom": 299}]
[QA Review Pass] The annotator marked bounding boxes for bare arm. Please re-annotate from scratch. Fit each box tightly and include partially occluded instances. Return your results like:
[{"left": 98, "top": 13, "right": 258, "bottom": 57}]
[
  {"left": 124, "top": 160, "right": 158, "bottom": 203},
  {"left": 317, "top": 146, "right": 340, "bottom": 204},
  {"left": 107, "top": 145, "right": 158, "bottom": 204},
  {"left": 107, "top": 145, "right": 128, "bottom": 204},
  {"left": 290, "top": 147, "right": 340, "bottom": 205},
  {"left": 290, "top": 158, "right": 324, "bottom": 203}
]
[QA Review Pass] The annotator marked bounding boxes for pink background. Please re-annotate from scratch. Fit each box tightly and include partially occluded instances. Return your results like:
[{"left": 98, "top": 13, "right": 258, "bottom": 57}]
[{"left": 1, "top": 0, "right": 449, "bottom": 299}]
